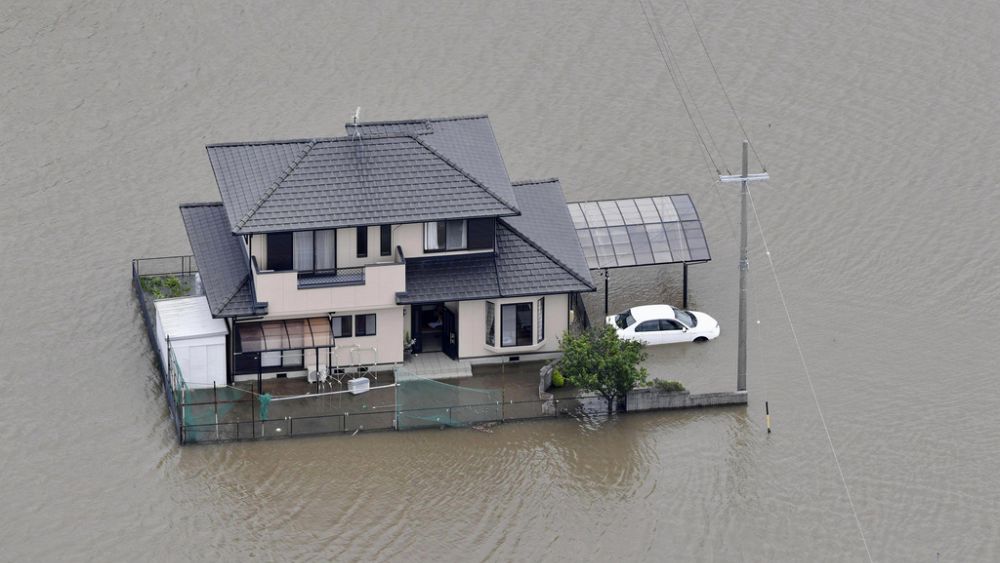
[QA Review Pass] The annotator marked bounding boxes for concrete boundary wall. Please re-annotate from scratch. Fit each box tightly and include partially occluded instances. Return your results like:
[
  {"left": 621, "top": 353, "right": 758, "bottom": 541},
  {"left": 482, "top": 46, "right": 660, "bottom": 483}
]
[{"left": 625, "top": 388, "right": 748, "bottom": 411}]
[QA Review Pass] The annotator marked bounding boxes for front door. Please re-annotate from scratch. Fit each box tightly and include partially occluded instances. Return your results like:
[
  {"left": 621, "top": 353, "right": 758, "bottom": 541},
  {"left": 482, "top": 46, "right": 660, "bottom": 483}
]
[{"left": 442, "top": 307, "right": 458, "bottom": 359}]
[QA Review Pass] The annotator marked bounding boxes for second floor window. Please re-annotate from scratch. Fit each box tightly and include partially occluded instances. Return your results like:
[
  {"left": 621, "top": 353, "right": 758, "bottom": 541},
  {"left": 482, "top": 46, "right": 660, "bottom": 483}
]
[
  {"left": 356, "top": 226, "right": 368, "bottom": 258},
  {"left": 424, "top": 220, "right": 467, "bottom": 252},
  {"left": 291, "top": 230, "right": 336, "bottom": 272},
  {"left": 380, "top": 225, "right": 392, "bottom": 256},
  {"left": 267, "top": 231, "right": 335, "bottom": 272}
]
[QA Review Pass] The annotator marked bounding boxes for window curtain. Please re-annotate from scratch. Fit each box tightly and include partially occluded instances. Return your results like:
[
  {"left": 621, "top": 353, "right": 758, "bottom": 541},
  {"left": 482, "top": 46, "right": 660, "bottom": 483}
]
[
  {"left": 485, "top": 301, "right": 495, "bottom": 346},
  {"left": 424, "top": 222, "right": 440, "bottom": 250},
  {"left": 293, "top": 231, "right": 314, "bottom": 271},
  {"left": 447, "top": 220, "right": 467, "bottom": 249},
  {"left": 315, "top": 229, "right": 336, "bottom": 270}
]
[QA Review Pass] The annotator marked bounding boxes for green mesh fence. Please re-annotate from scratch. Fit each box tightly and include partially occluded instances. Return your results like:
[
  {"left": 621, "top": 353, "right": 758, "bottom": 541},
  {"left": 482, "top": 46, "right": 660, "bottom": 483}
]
[
  {"left": 395, "top": 367, "right": 503, "bottom": 430},
  {"left": 168, "top": 347, "right": 254, "bottom": 443}
]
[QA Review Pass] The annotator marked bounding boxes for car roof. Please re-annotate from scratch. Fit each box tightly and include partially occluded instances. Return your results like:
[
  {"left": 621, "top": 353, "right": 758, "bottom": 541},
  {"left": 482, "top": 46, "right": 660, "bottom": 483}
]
[{"left": 628, "top": 305, "right": 676, "bottom": 322}]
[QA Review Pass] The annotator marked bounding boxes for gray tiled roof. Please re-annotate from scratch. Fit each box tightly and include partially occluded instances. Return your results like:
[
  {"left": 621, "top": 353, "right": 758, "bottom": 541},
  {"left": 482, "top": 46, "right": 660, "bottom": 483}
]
[
  {"left": 500, "top": 179, "right": 595, "bottom": 287},
  {"left": 207, "top": 122, "right": 519, "bottom": 234},
  {"left": 397, "top": 223, "right": 593, "bottom": 304},
  {"left": 346, "top": 115, "right": 518, "bottom": 211},
  {"left": 180, "top": 203, "right": 265, "bottom": 317}
]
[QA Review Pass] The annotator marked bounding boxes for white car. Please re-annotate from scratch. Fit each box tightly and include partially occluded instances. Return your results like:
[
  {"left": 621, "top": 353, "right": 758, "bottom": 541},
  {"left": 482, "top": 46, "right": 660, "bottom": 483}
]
[{"left": 606, "top": 304, "right": 720, "bottom": 345}]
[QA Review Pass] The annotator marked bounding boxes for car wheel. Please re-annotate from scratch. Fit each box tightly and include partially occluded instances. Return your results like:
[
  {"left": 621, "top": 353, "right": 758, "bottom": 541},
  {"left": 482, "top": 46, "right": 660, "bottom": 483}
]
[{"left": 694, "top": 336, "right": 709, "bottom": 343}]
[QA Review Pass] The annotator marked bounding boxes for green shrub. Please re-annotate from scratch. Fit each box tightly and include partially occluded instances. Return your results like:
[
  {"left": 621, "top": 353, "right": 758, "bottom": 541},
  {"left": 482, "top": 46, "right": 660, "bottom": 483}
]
[
  {"left": 652, "top": 379, "right": 685, "bottom": 393},
  {"left": 551, "top": 369, "right": 565, "bottom": 388},
  {"left": 140, "top": 275, "right": 191, "bottom": 299}
]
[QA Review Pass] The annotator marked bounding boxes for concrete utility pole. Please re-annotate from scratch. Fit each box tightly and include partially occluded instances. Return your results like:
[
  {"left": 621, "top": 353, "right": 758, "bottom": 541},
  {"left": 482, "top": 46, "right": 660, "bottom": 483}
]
[{"left": 720, "top": 141, "right": 768, "bottom": 392}]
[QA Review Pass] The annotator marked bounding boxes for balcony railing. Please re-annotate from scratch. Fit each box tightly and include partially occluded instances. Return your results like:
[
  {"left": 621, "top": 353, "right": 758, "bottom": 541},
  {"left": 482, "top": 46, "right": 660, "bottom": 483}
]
[{"left": 297, "top": 267, "right": 365, "bottom": 289}]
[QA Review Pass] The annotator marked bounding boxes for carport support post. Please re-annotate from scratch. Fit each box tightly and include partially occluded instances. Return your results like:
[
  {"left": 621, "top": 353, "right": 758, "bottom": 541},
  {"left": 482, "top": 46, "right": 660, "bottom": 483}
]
[
  {"left": 682, "top": 262, "right": 689, "bottom": 309},
  {"left": 603, "top": 268, "right": 610, "bottom": 317}
]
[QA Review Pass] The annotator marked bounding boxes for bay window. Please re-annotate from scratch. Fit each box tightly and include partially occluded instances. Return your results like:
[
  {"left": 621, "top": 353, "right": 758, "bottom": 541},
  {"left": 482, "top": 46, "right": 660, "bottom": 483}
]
[{"left": 501, "top": 302, "right": 533, "bottom": 347}]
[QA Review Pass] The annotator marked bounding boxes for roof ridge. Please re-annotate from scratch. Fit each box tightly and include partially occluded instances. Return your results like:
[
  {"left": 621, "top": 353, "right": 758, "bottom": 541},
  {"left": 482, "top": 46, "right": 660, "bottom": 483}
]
[
  {"left": 235, "top": 140, "right": 318, "bottom": 231},
  {"left": 349, "top": 114, "right": 489, "bottom": 127},
  {"left": 498, "top": 221, "right": 596, "bottom": 290},
  {"left": 214, "top": 274, "right": 250, "bottom": 315},
  {"left": 510, "top": 178, "right": 560, "bottom": 186},
  {"left": 408, "top": 135, "right": 519, "bottom": 214}
]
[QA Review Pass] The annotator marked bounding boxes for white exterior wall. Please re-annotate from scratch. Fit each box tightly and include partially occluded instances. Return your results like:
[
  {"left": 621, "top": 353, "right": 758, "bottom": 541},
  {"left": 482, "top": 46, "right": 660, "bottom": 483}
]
[
  {"left": 254, "top": 262, "right": 405, "bottom": 316},
  {"left": 457, "top": 293, "right": 568, "bottom": 360}
]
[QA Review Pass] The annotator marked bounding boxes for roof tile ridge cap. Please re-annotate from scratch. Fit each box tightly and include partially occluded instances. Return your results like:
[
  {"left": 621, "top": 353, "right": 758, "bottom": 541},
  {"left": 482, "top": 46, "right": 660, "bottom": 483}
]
[
  {"left": 483, "top": 118, "right": 519, "bottom": 203},
  {"left": 214, "top": 274, "right": 251, "bottom": 316},
  {"left": 408, "top": 135, "right": 520, "bottom": 214},
  {"left": 510, "top": 178, "right": 560, "bottom": 186},
  {"left": 498, "top": 221, "right": 596, "bottom": 290},
  {"left": 235, "top": 140, "right": 318, "bottom": 231},
  {"left": 179, "top": 201, "right": 225, "bottom": 208}
]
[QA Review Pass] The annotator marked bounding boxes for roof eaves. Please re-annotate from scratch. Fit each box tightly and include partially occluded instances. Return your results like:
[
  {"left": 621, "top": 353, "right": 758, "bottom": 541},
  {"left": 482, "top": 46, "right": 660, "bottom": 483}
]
[
  {"left": 233, "top": 140, "right": 318, "bottom": 232},
  {"left": 499, "top": 222, "right": 597, "bottom": 291},
  {"left": 408, "top": 135, "right": 520, "bottom": 215}
]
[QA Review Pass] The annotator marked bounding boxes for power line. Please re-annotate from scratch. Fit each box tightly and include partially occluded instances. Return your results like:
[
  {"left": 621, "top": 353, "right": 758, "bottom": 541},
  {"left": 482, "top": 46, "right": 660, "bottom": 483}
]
[
  {"left": 646, "top": 0, "right": 729, "bottom": 174},
  {"left": 636, "top": 0, "right": 722, "bottom": 177},
  {"left": 680, "top": 0, "right": 767, "bottom": 171},
  {"left": 747, "top": 186, "right": 873, "bottom": 562}
]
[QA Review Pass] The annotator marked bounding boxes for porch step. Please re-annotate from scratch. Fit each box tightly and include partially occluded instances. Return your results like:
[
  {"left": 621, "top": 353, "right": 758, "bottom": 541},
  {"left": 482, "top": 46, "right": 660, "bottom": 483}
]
[{"left": 403, "top": 352, "right": 473, "bottom": 380}]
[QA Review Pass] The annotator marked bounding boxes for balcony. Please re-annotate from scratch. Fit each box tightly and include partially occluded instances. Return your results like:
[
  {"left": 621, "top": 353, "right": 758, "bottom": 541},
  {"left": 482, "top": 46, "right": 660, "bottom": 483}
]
[
  {"left": 251, "top": 257, "right": 406, "bottom": 317},
  {"left": 296, "top": 267, "right": 365, "bottom": 289}
]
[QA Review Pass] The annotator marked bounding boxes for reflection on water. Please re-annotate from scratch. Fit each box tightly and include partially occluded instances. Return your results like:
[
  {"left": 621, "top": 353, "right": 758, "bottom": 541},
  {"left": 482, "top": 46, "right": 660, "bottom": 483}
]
[{"left": 2, "top": 0, "right": 1000, "bottom": 560}]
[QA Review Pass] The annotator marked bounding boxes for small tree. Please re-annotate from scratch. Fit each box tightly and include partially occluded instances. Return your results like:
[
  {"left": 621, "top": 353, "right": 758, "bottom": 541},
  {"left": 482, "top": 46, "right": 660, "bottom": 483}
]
[{"left": 557, "top": 326, "right": 648, "bottom": 414}]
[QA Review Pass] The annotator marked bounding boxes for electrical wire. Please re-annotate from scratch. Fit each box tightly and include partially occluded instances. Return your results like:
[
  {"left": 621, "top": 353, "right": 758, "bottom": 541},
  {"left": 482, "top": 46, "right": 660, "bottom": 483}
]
[
  {"left": 747, "top": 186, "right": 873, "bottom": 562},
  {"left": 637, "top": 0, "right": 722, "bottom": 178},
  {"left": 679, "top": 0, "right": 767, "bottom": 172}
]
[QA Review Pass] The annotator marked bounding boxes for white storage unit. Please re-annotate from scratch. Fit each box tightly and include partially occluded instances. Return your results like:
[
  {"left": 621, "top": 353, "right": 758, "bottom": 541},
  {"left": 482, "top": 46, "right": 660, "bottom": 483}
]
[
  {"left": 154, "top": 296, "right": 229, "bottom": 389},
  {"left": 347, "top": 377, "right": 371, "bottom": 395}
]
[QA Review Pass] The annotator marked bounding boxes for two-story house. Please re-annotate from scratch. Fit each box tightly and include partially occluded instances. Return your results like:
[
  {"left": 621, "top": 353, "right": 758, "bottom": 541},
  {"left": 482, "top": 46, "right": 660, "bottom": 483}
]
[{"left": 179, "top": 115, "right": 594, "bottom": 386}]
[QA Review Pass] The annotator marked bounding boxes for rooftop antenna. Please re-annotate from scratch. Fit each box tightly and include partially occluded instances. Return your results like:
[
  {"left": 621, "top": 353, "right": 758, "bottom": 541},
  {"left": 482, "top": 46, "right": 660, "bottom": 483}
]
[{"left": 352, "top": 107, "right": 362, "bottom": 139}]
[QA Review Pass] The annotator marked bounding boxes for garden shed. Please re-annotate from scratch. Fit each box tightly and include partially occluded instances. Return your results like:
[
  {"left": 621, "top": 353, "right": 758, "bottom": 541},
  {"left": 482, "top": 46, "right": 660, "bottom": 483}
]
[{"left": 154, "top": 296, "right": 229, "bottom": 388}]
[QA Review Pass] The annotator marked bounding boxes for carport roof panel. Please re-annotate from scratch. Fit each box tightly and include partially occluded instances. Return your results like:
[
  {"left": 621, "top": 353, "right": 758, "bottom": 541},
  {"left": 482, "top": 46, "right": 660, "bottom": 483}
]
[{"left": 568, "top": 194, "right": 710, "bottom": 269}]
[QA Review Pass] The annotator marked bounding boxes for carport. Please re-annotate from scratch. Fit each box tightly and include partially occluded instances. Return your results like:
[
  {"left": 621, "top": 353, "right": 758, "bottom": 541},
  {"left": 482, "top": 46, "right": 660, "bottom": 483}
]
[{"left": 567, "top": 194, "right": 711, "bottom": 315}]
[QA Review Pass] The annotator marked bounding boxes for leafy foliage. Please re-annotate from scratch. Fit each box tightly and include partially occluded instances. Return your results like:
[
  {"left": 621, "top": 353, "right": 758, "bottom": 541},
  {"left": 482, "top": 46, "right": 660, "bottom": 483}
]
[
  {"left": 551, "top": 369, "right": 565, "bottom": 388},
  {"left": 140, "top": 275, "right": 191, "bottom": 299},
  {"left": 652, "top": 379, "right": 686, "bottom": 393},
  {"left": 557, "top": 326, "right": 648, "bottom": 413}
]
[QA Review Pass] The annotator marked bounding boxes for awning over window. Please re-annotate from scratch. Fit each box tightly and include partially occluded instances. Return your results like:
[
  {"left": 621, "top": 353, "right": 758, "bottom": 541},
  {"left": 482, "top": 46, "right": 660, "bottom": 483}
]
[
  {"left": 237, "top": 317, "right": 334, "bottom": 352},
  {"left": 567, "top": 195, "right": 710, "bottom": 269}
]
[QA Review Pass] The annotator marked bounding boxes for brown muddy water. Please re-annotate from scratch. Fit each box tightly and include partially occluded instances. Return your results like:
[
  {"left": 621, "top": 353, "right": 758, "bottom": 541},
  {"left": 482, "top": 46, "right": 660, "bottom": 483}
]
[{"left": 2, "top": 1, "right": 999, "bottom": 561}]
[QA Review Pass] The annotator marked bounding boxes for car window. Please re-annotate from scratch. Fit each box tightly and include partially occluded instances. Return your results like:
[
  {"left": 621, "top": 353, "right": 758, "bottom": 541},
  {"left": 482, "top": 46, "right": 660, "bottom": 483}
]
[
  {"left": 660, "top": 319, "right": 683, "bottom": 331},
  {"left": 672, "top": 308, "right": 697, "bottom": 327},
  {"left": 615, "top": 310, "right": 636, "bottom": 329},
  {"left": 635, "top": 320, "right": 661, "bottom": 332}
]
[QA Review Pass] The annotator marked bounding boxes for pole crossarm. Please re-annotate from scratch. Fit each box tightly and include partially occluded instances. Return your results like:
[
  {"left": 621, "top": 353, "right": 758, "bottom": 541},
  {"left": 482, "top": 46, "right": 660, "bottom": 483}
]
[{"left": 719, "top": 172, "right": 769, "bottom": 183}]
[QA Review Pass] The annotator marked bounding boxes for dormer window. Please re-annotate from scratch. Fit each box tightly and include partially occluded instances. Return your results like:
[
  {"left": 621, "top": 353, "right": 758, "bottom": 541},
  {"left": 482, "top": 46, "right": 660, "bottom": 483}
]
[
  {"left": 424, "top": 220, "right": 467, "bottom": 252},
  {"left": 424, "top": 218, "right": 495, "bottom": 252}
]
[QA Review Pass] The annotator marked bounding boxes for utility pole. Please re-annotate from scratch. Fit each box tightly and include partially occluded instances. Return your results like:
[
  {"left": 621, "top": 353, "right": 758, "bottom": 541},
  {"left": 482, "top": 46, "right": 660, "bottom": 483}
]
[{"left": 720, "top": 141, "right": 768, "bottom": 392}]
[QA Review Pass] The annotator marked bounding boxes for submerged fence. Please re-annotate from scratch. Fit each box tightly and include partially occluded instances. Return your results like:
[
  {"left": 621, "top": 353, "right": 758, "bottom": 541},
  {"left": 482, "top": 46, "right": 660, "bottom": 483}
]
[{"left": 174, "top": 367, "right": 608, "bottom": 445}]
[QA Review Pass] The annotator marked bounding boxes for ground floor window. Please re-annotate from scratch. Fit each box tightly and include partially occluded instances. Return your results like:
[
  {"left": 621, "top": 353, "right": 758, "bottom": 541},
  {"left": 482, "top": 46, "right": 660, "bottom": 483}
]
[
  {"left": 537, "top": 297, "right": 544, "bottom": 342},
  {"left": 331, "top": 315, "right": 352, "bottom": 337},
  {"left": 485, "top": 301, "right": 495, "bottom": 346},
  {"left": 501, "top": 302, "right": 533, "bottom": 347},
  {"left": 355, "top": 313, "right": 376, "bottom": 336}
]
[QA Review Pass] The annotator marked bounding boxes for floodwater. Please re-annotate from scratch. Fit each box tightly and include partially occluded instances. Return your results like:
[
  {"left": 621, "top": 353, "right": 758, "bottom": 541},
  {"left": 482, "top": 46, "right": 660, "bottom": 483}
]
[{"left": 2, "top": 0, "right": 998, "bottom": 560}]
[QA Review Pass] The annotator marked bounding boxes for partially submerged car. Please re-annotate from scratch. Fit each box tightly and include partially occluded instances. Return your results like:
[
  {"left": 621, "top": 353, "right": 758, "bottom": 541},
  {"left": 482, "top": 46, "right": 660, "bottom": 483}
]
[{"left": 606, "top": 304, "right": 720, "bottom": 345}]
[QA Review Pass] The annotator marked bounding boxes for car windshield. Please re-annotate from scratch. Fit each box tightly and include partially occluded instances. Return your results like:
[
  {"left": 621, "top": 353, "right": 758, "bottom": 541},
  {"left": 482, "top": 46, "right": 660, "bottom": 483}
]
[
  {"left": 673, "top": 307, "right": 697, "bottom": 327},
  {"left": 615, "top": 310, "right": 636, "bottom": 329}
]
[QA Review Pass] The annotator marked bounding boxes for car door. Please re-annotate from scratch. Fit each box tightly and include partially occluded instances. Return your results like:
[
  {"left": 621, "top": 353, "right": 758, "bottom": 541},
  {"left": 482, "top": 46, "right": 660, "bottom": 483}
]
[
  {"left": 633, "top": 320, "right": 662, "bottom": 345},
  {"left": 659, "top": 319, "right": 688, "bottom": 343}
]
